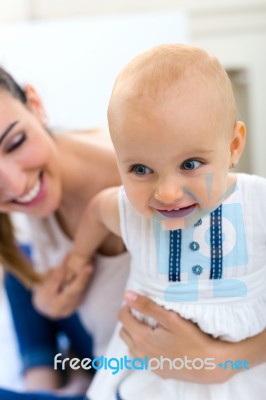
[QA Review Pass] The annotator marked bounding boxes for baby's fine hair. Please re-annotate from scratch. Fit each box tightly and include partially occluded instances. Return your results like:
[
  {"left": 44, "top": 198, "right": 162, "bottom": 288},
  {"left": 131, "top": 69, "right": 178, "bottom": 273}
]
[{"left": 108, "top": 43, "right": 236, "bottom": 126}]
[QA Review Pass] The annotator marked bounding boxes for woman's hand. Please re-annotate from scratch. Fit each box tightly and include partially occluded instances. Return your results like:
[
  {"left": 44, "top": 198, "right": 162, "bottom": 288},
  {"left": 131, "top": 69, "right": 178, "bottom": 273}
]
[
  {"left": 32, "top": 262, "right": 93, "bottom": 318},
  {"left": 118, "top": 292, "right": 264, "bottom": 384}
]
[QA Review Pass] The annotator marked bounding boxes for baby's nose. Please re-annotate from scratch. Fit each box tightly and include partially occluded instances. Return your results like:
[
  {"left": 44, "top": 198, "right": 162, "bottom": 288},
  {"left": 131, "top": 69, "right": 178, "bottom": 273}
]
[{"left": 154, "top": 179, "right": 183, "bottom": 205}]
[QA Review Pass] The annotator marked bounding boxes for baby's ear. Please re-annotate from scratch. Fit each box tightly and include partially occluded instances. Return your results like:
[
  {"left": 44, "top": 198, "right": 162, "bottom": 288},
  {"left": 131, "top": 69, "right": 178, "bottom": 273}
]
[
  {"left": 230, "top": 121, "right": 246, "bottom": 166},
  {"left": 24, "top": 84, "right": 47, "bottom": 126}
]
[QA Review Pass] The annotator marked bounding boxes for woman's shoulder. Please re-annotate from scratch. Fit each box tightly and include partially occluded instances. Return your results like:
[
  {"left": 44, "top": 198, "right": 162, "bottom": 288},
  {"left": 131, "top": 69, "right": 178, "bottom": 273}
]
[
  {"left": 55, "top": 129, "right": 121, "bottom": 201},
  {"left": 56, "top": 128, "right": 116, "bottom": 166},
  {"left": 57, "top": 128, "right": 113, "bottom": 147}
]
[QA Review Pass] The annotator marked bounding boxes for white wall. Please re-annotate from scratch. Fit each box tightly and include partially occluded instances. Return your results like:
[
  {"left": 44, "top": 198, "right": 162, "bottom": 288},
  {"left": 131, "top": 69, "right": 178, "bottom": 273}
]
[
  {"left": 0, "top": 1, "right": 265, "bottom": 175},
  {"left": 0, "top": 12, "right": 188, "bottom": 129},
  {"left": 1, "top": 0, "right": 266, "bottom": 20},
  {"left": 0, "top": 0, "right": 31, "bottom": 21},
  {"left": 191, "top": 32, "right": 266, "bottom": 177}
]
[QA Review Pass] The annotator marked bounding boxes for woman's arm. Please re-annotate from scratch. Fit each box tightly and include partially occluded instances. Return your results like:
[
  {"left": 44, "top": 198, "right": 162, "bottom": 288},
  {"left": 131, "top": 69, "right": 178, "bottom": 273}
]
[{"left": 119, "top": 291, "right": 266, "bottom": 384}]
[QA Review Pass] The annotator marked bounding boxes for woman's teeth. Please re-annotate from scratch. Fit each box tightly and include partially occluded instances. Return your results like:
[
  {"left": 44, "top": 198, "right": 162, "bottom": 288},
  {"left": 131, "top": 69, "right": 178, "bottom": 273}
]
[{"left": 16, "top": 180, "right": 41, "bottom": 204}]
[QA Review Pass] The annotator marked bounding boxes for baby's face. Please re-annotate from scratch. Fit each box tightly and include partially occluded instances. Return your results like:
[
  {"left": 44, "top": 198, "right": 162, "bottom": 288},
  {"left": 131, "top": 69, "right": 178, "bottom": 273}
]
[{"left": 110, "top": 83, "right": 244, "bottom": 230}]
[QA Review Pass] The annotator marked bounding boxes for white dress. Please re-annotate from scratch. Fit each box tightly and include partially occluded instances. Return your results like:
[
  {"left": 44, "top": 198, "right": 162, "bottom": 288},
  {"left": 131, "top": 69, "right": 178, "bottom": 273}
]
[
  {"left": 88, "top": 173, "right": 266, "bottom": 400},
  {"left": 13, "top": 213, "right": 130, "bottom": 358}
]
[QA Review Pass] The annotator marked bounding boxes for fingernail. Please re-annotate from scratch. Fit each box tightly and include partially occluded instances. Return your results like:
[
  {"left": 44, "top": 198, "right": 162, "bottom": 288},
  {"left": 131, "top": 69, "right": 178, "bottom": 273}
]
[{"left": 124, "top": 291, "right": 138, "bottom": 304}]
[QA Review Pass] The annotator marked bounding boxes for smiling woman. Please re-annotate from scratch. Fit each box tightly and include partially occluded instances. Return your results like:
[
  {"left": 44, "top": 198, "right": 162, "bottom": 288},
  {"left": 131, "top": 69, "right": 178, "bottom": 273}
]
[
  {"left": 0, "top": 65, "right": 130, "bottom": 397},
  {"left": 0, "top": 85, "right": 63, "bottom": 218},
  {"left": 0, "top": 68, "right": 43, "bottom": 286}
]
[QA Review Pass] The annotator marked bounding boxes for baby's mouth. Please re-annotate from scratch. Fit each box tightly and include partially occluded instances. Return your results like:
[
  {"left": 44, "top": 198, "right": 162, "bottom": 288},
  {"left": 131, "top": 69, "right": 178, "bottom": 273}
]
[{"left": 157, "top": 204, "right": 197, "bottom": 219}]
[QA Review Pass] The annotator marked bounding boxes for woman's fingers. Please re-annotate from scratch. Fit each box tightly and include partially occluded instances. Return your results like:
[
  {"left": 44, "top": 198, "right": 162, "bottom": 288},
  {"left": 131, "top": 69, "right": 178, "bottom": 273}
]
[
  {"left": 60, "top": 264, "right": 93, "bottom": 298},
  {"left": 118, "top": 305, "right": 152, "bottom": 338},
  {"left": 33, "top": 264, "right": 93, "bottom": 318},
  {"left": 119, "top": 327, "right": 134, "bottom": 351},
  {"left": 32, "top": 268, "right": 65, "bottom": 315},
  {"left": 123, "top": 291, "right": 181, "bottom": 330}
]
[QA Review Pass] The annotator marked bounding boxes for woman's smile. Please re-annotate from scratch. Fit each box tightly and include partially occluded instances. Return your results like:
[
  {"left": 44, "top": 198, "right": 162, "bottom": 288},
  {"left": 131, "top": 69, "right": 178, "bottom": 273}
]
[{"left": 12, "top": 171, "right": 46, "bottom": 207}]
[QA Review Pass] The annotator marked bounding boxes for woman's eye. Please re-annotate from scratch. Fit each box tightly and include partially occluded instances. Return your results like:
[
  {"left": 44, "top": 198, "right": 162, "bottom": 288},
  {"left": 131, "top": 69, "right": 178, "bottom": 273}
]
[
  {"left": 6, "top": 132, "right": 26, "bottom": 153},
  {"left": 182, "top": 160, "right": 202, "bottom": 170},
  {"left": 131, "top": 164, "right": 152, "bottom": 176}
]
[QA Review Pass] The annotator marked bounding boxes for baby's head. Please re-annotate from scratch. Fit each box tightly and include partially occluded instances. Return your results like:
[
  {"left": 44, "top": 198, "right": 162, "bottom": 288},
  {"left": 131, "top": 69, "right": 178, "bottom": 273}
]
[{"left": 108, "top": 44, "right": 246, "bottom": 229}]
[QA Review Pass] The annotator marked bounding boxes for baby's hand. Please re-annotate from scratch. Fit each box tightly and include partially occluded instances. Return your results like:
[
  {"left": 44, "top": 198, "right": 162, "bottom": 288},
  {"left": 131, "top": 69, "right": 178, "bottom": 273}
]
[{"left": 63, "top": 252, "right": 89, "bottom": 286}]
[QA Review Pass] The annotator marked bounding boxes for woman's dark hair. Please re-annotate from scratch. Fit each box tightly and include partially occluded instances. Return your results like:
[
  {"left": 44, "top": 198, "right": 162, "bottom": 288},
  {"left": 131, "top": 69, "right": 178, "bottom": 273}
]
[
  {"left": 0, "top": 66, "right": 42, "bottom": 287},
  {"left": 0, "top": 67, "right": 27, "bottom": 103}
]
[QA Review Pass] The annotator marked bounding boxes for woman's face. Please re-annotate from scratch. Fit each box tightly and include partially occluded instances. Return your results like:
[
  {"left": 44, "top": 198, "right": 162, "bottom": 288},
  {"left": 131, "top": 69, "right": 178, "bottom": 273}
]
[{"left": 0, "top": 89, "right": 62, "bottom": 217}]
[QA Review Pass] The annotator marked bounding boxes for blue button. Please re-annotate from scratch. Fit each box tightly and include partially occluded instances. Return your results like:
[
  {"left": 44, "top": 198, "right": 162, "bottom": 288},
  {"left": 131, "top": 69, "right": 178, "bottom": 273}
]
[
  {"left": 194, "top": 219, "right": 202, "bottom": 227},
  {"left": 192, "top": 265, "right": 203, "bottom": 275},
  {"left": 190, "top": 241, "right": 200, "bottom": 251}
]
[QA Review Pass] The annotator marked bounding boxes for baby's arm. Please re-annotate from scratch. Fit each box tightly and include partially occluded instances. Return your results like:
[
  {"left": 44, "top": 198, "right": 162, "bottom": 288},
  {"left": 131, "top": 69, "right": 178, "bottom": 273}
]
[{"left": 67, "top": 187, "right": 121, "bottom": 274}]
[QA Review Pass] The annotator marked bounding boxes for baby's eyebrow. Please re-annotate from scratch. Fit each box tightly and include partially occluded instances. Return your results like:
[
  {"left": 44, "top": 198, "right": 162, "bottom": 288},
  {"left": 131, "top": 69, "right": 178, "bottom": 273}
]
[
  {"left": 185, "top": 148, "right": 215, "bottom": 154},
  {"left": 121, "top": 158, "right": 146, "bottom": 164},
  {"left": 0, "top": 121, "right": 19, "bottom": 144}
]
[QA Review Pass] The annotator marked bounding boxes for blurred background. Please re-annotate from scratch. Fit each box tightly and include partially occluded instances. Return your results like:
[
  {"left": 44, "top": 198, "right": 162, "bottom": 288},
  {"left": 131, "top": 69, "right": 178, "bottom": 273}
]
[
  {"left": 0, "top": 0, "right": 265, "bottom": 390},
  {"left": 0, "top": 0, "right": 265, "bottom": 176}
]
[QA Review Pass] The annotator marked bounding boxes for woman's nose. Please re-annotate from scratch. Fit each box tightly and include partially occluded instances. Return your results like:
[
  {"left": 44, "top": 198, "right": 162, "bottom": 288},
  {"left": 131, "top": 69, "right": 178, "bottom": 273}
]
[{"left": 154, "top": 177, "right": 183, "bottom": 205}]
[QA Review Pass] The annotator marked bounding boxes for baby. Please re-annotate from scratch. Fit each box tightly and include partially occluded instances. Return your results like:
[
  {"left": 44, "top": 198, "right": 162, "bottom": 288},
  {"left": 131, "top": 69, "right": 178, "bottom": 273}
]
[{"left": 68, "top": 44, "right": 266, "bottom": 400}]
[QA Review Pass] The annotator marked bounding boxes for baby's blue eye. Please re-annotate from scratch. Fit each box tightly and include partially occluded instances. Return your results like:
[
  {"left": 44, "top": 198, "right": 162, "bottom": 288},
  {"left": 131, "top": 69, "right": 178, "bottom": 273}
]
[
  {"left": 182, "top": 160, "right": 201, "bottom": 170},
  {"left": 132, "top": 165, "right": 152, "bottom": 175}
]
